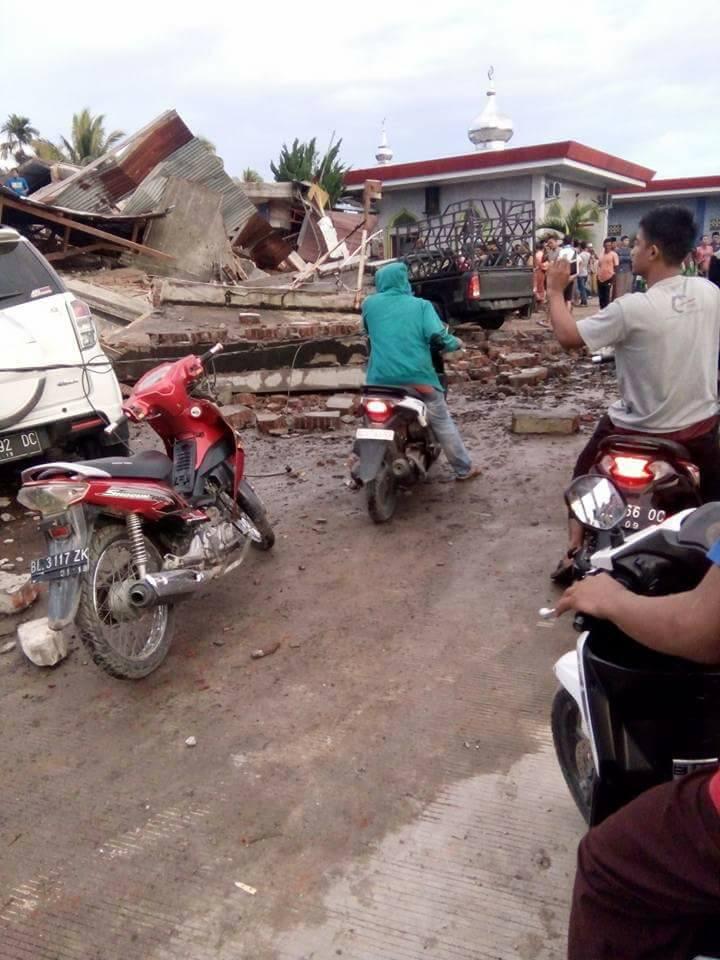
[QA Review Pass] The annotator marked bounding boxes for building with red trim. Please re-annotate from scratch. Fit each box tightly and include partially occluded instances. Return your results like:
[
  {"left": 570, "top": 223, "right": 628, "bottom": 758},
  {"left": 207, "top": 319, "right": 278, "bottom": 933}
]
[
  {"left": 344, "top": 140, "right": 656, "bottom": 257},
  {"left": 344, "top": 80, "right": 717, "bottom": 256}
]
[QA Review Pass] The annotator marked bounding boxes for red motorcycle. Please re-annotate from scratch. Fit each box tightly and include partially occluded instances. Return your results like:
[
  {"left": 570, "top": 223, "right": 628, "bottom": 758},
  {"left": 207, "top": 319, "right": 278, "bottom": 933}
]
[{"left": 17, "top": 344, "right": 274, "bottom": 679}]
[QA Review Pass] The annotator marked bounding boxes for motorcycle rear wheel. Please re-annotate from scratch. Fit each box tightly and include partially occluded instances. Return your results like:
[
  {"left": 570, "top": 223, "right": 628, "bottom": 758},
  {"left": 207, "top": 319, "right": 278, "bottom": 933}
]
[
  {"left": 77, "top": 523, "right": 175, "bottom": 680},
  {"left": 551, "top": 688, "right": 594, "bottom": 823},
  {"left": 366, "top": 459, "right": 397, "bottom": 523}
]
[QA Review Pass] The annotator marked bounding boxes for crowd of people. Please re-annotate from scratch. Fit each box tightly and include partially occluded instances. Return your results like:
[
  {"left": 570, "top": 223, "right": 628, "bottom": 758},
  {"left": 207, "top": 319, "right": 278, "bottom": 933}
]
[{"left": 533, "top": 228, "right": 720, "bottom": 320}]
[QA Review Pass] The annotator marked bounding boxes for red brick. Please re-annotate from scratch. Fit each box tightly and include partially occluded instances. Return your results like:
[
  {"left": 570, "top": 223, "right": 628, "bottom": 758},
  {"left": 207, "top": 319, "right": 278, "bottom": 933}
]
[
  {"left": 292, "top": 410, "right": 342, "bottom": 431},
  {"left": 256, "top": 412, "right": 287, "bottom": 434},
  {"left": 222, "top": 404, "right": 256, "bottom": 430},
  {"left": 232, "top": 392, "right": 256, "bottom": 408}
]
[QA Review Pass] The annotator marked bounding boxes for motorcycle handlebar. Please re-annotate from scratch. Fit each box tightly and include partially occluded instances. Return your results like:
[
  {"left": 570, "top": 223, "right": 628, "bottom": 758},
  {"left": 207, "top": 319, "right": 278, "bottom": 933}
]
[{"left": 199, "top": 343, "right": 224, "bottom": 366}]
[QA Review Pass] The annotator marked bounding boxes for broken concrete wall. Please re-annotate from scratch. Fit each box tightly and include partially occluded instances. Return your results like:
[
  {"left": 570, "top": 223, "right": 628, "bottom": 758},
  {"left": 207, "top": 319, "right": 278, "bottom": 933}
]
[{"left": 133, "top": 177, "right": 237, "bottom": 282}]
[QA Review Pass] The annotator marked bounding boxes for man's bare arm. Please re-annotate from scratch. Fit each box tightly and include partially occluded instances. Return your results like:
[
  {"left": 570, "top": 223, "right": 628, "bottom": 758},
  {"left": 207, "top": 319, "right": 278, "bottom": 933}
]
[
  {"left": 556, "top": 567, "right": 720, "bottom": 664},
  {"left": 546, "top": 260, "right": 585, "bottom": 350}
]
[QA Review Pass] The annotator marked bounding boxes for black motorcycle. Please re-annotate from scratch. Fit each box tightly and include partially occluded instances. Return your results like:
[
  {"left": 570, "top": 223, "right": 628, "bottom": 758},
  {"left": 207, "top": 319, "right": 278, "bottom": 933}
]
[
  {"left": 351, "top": 335, "right": 448, "bottom": 523},
  {"left": 552, "top": 474, "right": 720, "bottom": 827}
]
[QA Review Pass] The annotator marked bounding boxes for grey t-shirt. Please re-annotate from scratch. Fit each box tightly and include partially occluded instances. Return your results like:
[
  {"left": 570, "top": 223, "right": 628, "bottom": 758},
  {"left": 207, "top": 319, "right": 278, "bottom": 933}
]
[
  {"left": 576, "top": 275, "right": 720, "bottom": 431},
  {"left": 617, "top": 245, "right": 633, "bottom": 274}
]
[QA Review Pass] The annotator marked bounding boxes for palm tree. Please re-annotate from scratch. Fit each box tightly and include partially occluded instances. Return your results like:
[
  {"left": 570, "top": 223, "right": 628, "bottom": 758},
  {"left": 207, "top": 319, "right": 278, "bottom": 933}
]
[
  {"left": 271, "top": 137, "right": 349, "bottom": 206},
  {"left": 1, "top": 114, "right": 39, "bottom": 163},
  {"left": 537, "top": 199, "right": 600, "bottom": 243},
  {"left": 32, "top": 138, "right": 68, "bottom": 163},
  {"left": 60, "top": 109, "right": 124, "bottom": 166},
  {"left": 241, "top": 167, "right": 263, "bottom": 183}
]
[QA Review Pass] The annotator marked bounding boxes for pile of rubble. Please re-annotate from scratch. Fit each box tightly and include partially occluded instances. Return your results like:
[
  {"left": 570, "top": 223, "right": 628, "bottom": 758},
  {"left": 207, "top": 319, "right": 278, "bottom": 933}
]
[
  {"left": 443, "top": 325, "right": 571, "bottom": 392},
  {"left": 200, "top": 323, "right": 582, "bottom": 436}
]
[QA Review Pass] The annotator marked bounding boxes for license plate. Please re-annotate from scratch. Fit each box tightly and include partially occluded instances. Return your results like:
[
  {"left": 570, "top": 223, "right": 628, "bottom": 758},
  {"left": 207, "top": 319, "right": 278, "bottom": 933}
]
[
  {"left": 30, "top": 548, "right": 89, "bottom": 583},
  {"left": 356, "top": 428, "right": 394, "bottom": 441},
  {"left": 622, "top": 503, "right": 667, "bottom": 532},
  {"left": 0, "top": 429, "right": 44, "bottom": 463}
]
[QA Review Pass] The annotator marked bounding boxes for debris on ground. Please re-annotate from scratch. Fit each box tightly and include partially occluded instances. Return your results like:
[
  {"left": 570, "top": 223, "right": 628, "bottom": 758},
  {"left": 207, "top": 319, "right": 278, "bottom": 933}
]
[
  {"left": 0, "top": 571, "right": 39, "bottom": 615},
  {"left": 251, "top": 642, "right": 282, "bottom": 660},
  {"left": 17, "top": 618, "right": 68, "bottom": 666},
  {"left": 511, "top": 409, "right": 581, "bottom": 435},
  {"left": 185, "top": 736, "right": 197, "bottom": 747},
  {"left": 0, "top": 639, "right": 16, "bottom": 655},
  {"left": 234, "top": 881, "right": 257, "bottom": 896}
]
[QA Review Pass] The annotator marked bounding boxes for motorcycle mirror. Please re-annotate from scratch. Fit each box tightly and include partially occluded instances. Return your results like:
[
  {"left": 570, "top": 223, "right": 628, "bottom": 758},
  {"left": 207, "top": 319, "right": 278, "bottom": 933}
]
[{"left": 565, "top": 475, "right": 626, "bottom": 531}]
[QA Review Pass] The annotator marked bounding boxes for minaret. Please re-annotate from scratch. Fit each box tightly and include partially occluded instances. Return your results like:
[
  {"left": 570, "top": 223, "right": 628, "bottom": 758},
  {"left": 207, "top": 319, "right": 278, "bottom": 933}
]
[
  {"left": 375, "top": 119, "right": 394, "bottom": 165},
  {"left": 468, "top": 67, "right": 514, "bottom": 151}
]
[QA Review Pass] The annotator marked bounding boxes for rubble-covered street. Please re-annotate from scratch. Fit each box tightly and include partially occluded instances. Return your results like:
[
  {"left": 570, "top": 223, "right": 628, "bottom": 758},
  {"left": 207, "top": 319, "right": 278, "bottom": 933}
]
[{"left": 0, "top": 347, "right": 613, "bottom": 959}]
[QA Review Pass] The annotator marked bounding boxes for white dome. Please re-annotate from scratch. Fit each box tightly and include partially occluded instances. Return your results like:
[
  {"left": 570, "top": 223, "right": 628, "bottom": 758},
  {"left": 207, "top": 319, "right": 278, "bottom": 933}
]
[
  {"left": 375, "top": 121, "right": 394, "bottom": 165},
  {"left": 468, "top": 68, "right": 513, "bottom": 151}
]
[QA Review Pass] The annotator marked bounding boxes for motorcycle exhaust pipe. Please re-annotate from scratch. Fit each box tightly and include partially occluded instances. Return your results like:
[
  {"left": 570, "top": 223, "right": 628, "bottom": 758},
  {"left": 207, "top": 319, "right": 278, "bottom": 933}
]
[{"left": 129, "top": 570, "right": 206, "bottom": 608}]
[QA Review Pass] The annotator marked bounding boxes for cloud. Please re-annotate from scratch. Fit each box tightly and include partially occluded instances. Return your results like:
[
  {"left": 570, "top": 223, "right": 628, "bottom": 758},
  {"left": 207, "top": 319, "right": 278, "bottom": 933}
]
[{"left": 0, "top": 0, "right": 717, "bottom": 178}]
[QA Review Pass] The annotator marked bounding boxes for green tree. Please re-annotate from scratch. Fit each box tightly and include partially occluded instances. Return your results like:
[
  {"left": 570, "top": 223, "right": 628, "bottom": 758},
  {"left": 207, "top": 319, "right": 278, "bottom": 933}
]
[
  {"left": 60, "top": 109, "right": 124, "bottom": 165},
  {"left": 32, "top": 138, "right": 67, "bottom": 163},
  {"left": 537, "top": 199, "right": 600, "bottom": 243},
  {"left": 241, "top": 167, "right": 263, "bottom": 183},
  {"left": 1, "top": 114, "right": 39, "bottom": 163},
  {"left": 271, "top": 137, "right": 349, "bottom": 206}
]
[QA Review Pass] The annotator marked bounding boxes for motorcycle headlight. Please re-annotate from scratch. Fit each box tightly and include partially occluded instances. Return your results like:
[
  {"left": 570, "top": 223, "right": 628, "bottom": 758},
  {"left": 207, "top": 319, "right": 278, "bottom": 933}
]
[{"left": 17, "top": 482, "right": 89, "bottom": 516}]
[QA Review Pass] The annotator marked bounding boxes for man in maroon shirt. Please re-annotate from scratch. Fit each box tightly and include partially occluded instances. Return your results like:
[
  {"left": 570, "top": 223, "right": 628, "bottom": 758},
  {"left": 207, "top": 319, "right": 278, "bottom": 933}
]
[{"left": 557, "top": 559, "right": 720, "bottom": 959}]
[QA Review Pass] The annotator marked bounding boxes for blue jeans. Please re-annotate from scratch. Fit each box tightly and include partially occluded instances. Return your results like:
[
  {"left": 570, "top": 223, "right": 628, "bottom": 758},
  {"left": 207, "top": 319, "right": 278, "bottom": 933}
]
[
  {"left": 576, "top": 275, "right": 589, "bottom": 305},
  {"left": 423, "top": 388, "right": 473, "bottom": 477}
]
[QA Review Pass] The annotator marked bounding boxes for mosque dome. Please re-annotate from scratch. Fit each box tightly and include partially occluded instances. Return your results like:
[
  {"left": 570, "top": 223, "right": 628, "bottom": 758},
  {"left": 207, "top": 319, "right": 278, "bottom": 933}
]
[{"left": 468, "top": 67, "right": 513, "bottom": 151}]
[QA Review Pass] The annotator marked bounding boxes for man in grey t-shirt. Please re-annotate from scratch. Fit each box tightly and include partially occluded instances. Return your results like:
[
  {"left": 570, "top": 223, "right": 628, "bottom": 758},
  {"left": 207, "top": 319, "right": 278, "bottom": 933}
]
[
  {"left": 614, "top": 235, "right": 633, "bottom": 298},
  {"left": 546, "top": 205, "right": 720, "bottom": 582}
]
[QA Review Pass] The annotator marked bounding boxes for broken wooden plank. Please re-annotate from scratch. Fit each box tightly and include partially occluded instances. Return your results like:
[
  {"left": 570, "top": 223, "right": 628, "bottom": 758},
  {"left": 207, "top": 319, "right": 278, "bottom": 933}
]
[
  {"left": 46, "top": 243, "right": 106, "bottom": 262},
  {"left": 0, "top": 193, "right": 175, "bottom": 262},
  {"left": 152, "top": 277, "right": 360, "bottom": 313}
]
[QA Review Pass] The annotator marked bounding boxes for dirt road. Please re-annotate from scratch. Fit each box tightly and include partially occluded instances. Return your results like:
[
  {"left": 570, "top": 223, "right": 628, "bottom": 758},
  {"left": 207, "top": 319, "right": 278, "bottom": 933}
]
[{"left": 0, "top": 370, "right": 611, "bottom": 959}]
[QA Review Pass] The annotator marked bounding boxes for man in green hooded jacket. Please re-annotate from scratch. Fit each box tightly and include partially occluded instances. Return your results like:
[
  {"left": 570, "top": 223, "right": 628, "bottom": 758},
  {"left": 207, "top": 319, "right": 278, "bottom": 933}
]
[{"left": 362, "top": 262, "right": 481, "bottom": 481}]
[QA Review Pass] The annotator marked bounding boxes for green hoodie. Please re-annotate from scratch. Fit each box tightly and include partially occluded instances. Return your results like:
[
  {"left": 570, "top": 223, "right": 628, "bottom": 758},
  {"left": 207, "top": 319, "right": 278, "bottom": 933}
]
[{"left": 362, "top": 262, "right": 460, "bottom": 390}]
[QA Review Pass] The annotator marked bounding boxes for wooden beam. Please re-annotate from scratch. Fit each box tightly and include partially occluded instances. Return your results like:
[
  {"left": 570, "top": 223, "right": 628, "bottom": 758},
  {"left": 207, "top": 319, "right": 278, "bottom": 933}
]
[
  {"left": 0, "top": 194, "right": 175, "bottom": 262},
  {"left": 46, "top": 243, "right": 106, "bottom": 262}
]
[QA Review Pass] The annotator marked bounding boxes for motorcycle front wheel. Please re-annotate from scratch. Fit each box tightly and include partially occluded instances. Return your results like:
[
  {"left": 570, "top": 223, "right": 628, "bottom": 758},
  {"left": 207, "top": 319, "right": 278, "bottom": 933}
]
[
  {"left": 366, "top": 459, "right": 397, "bottom": 523},
  {"left": 551, "top": 688, "right": 594, "bottom": 823},
  {"left": 77, "top": 523, "right": 175, "bottom": 680}
]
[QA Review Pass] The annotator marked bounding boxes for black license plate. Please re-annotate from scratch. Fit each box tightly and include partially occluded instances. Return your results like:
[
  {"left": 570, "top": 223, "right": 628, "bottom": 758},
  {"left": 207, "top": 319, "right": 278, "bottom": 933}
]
[
  {"left": 622, "top": 502, "right": 667, "bottom": 532},
  {"left": 30, "top": 548, "right": 89, "bottom": 582},
  {"left": 0, "top": 429, "right": 44, "bottom": 463}
]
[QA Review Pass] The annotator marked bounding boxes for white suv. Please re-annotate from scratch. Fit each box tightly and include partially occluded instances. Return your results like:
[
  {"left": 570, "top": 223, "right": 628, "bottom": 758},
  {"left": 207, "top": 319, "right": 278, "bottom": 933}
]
[{"left": 0, "top": 226, "right": 126, "bottom": 466}]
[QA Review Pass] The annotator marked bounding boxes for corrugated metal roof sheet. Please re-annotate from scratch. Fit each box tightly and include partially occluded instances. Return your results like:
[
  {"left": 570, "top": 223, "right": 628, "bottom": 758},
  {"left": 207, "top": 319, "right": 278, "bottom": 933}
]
[
  {"left": 29, "top": 110, "right": 256, "bottom": 237},
  {"left": 30, "top": 111, "right": 193, "bottom": 210},
  {"left": 123, "top": 138, "right": 256, "bottom": 235}
]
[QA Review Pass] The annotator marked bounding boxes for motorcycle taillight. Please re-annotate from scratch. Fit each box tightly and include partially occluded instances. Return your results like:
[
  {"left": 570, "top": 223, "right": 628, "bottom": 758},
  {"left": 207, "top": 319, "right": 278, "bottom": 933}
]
[
  {"left": 605, "top": 453, "right": 653, "bottom": 486},
  {"left": 364, "top": 398, "right": 393, "bottom": 423}
]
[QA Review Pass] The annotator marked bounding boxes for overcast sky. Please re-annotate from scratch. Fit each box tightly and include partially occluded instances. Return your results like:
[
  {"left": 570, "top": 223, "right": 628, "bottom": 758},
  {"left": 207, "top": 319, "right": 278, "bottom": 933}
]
[{"left": 1, "top": 0, "right": 717, "bottom": 181}]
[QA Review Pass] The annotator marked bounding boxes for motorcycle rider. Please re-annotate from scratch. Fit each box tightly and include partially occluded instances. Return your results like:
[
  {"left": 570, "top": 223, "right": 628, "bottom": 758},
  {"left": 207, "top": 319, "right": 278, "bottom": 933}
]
[
  {"left": 556, "top": 564, "right": 720, "bottom": 959},
  {"left": 547, "top": 205, "right": 720, "bottom": 583},
  {"left": 362, "top": 261, "right": 481, "bottom": 481}
]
